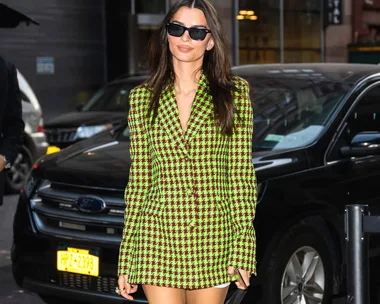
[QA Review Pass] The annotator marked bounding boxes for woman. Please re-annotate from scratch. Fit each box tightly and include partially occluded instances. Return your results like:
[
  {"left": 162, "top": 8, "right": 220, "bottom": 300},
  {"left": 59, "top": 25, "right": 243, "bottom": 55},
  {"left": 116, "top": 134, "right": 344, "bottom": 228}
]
[{"left": 117, "top": 0, "right": 257, "bottom": 303}]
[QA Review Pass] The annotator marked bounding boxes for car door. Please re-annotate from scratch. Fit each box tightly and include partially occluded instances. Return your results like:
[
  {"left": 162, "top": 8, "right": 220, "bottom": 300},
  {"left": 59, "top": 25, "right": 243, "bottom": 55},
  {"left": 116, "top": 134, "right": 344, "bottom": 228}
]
[
  {"left": 324, "top": 82, "right": 380, "bottom": 252},
  {"left": 326, "top": 83, "right": 380, "bottom": 208}
]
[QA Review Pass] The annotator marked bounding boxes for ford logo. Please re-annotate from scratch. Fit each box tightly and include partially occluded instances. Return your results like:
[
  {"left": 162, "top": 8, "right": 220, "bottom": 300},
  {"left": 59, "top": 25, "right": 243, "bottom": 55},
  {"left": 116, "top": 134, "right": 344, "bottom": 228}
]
[{"left": 75, "top": 196, "right": 106, "bottom": 213}]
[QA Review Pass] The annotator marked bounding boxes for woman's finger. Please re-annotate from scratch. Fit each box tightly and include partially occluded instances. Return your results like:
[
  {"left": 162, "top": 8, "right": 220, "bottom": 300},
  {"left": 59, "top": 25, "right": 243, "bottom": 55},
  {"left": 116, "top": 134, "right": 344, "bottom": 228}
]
[
  {"left": 117, "top": 275, "right": 126, "bottom": 291},
  {"left": 121, "top": 283, "right": 138, "bottom": 300},
  {"left": 227, "top": 266, "right": 235, "bottom": 276},
  {"left": 117, "top": 275, "right": 133, "bottom": 300},
  {"left": 120, "top": 283, "right": 137, "bottom": 301},
  {"left": 241, "top": 270, "right": 250, "bottom": 288}
]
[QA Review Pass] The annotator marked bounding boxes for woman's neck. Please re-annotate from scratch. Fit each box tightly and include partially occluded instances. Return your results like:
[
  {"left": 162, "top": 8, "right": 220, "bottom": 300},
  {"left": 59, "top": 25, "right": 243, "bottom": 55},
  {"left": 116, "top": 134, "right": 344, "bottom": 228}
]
[{"left": 173, "top": 61, "right": 202, "bottom": 95}]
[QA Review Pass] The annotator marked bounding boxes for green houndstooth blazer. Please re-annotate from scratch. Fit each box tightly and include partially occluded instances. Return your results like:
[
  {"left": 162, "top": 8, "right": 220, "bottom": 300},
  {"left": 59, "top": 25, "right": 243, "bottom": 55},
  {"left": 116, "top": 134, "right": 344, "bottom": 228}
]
[{"left": 118, "top": 73, "right": 257, "bottom": 289}]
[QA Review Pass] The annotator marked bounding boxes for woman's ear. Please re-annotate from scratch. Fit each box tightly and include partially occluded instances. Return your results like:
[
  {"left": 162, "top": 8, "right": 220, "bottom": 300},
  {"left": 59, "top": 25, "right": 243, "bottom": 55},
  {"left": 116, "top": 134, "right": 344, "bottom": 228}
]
[{"left": 206, "top": 38, "right": 215, "bottom": 51}]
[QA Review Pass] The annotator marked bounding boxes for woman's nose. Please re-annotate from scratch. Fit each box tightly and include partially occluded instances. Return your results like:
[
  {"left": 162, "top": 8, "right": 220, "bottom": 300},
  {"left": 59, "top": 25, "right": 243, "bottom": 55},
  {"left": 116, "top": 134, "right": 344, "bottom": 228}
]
[{"left": 180, "top": 29, "right": 191, "bottom": 42}]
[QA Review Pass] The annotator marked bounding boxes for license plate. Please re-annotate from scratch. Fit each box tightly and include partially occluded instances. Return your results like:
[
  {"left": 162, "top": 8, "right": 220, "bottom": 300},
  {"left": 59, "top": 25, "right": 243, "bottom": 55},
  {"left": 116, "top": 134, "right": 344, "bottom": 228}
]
[{"left": 57, "top": 246, "right": 99, "bottom": 277}]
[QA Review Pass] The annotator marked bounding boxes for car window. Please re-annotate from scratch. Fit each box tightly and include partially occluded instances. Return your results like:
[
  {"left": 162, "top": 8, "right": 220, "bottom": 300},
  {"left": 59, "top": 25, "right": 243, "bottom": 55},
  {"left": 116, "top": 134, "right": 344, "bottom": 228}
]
[
  {"left": 346, "top": 86, "right": 380, "bottom": 136},
  {"left": 82, "top": 81, "right": 137, "bottom": 112},
  {"left": 328, "top": 85, "right": 380, "bottom": 161},
  {"left": 114, "top": 77, "right": 353, "bottom": 149},
  {"left": 244, "top": 77, "right": 352, "bottom": 151}
]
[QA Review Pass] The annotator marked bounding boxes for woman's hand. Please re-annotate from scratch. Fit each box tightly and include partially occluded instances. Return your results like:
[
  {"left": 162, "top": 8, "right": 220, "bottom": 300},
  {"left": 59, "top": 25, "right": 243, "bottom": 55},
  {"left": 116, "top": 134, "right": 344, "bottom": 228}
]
[
  {"left": 228, "top": 266, "right": 250, "bottom": 290},
  {"left": 117, "top": 275, "right": 138, "bottom": 300}
]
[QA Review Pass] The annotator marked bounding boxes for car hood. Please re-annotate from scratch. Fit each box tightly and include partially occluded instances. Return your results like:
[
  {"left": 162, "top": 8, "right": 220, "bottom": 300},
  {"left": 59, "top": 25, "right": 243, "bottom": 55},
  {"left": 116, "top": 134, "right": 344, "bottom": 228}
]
[
  {"left": 38, "top": 130, "right": 309, "bottom": 190},
  {"left": 39, "top": 130, "right": 131, "bottom": 189},
  {"left": 44, "top": 111, "right": 126, "bottom": 128}
]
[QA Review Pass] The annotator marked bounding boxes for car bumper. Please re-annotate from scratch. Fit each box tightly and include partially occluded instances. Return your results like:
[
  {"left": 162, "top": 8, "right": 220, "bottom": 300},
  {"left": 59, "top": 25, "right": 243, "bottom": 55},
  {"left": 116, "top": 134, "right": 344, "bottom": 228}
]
[
  {"left": 30, "top": 132, "right": 48, "bottom": 159},
  {"left": 23, "top": 278, "right": 147, "bottom": 304},
  {"left": 12, "top": 193, "right": 147, "bottom": 303}
]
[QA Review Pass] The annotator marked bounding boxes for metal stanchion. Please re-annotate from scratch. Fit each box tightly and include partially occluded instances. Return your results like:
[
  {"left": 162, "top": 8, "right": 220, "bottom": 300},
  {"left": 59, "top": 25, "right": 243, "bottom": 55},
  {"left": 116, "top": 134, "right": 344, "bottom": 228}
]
[{"left": 345, "top": 205, "right": 370, "bottom": 304}]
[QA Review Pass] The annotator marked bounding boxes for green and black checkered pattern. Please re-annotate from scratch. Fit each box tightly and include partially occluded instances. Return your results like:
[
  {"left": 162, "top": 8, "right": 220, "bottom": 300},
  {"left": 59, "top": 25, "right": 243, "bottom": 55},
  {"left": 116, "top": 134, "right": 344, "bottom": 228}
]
[{"left": 118, "top": 73, "right": 257, "bottom": 290}]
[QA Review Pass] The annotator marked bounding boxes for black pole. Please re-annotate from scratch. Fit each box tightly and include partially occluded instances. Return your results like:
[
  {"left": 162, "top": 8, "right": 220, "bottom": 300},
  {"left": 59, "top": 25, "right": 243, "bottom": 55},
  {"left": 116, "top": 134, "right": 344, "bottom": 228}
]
[{"left": 345, "top": 204, "right": 369, "bottom": 304}]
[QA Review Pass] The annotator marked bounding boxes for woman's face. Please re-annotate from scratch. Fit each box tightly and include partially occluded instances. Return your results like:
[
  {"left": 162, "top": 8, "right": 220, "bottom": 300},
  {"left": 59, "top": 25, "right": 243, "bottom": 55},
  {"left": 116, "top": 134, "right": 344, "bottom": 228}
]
[{"left": 167, "top": 6, "right": 214, "bottom": 65}]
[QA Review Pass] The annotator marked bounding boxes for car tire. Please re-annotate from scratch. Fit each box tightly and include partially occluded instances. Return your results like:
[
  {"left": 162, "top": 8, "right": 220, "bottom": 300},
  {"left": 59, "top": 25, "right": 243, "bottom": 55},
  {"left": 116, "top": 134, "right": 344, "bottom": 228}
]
[
  {"left": 39, "top": 295, "right": 87, "bottom": 304},
  {"left": 5, "top": 145, "right": 33, "bottom": 194},
  {"left": 261, "top": 223, "right": 333, "bottom": 304}
]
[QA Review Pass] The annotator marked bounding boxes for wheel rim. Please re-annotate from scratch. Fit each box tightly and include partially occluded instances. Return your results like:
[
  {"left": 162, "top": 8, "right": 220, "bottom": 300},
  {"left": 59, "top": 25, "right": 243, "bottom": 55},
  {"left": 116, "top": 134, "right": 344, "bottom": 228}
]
[
  {"left": 7, "top": 151, "right": 31, "bottom": 189},
  {"left": 281, "top": 246, "right": 325, "bottom": 304}
]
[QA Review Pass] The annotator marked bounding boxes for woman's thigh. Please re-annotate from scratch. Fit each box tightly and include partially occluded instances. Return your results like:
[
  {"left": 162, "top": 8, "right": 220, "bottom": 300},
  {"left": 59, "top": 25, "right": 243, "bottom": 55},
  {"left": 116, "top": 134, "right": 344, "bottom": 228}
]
[
  {"left": 142, "top": 284, "right": 186, "bottom": 304},
  {"left": 185, "top": 285, "right": 229, "bottom": 304}
]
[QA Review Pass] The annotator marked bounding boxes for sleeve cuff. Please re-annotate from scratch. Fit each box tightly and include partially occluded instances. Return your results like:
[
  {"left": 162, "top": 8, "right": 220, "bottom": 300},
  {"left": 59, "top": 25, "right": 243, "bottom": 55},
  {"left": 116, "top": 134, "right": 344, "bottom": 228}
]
[{"left": 228, "top": 226, "right": 257, "bottom": 275}]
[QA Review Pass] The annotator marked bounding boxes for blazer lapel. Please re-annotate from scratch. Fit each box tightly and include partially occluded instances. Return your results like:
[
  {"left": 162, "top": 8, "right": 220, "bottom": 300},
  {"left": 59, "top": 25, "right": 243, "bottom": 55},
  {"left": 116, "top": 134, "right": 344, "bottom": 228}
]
[
  {"left": 184, "top": 73, "right": 214, "bottom": 143},
  {"left": 158, "top": 83, "right": 189, "bottom": 157}
]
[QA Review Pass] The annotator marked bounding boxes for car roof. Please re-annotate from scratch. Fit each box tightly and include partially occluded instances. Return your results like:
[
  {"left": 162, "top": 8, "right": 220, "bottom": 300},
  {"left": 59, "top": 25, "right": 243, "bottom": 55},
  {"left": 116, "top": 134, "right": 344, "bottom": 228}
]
[
  {"left": 109, "top": 63, "right": 380, "bottom": 87},
  {"left": 109, "top": 75, "right": 148, "bottom": 86},
  {"left": 232, "top": 63, "right": 380, "bottom": 84}
]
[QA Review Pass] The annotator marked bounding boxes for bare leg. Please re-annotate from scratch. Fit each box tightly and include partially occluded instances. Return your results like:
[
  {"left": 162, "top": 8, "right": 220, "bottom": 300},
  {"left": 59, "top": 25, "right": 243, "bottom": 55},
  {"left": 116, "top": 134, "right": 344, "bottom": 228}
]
[
  {"left": 142, "top": 284, "right": 186, "bottom": 304},
  {"left": 185, "top": 285, "right": 229, "bottom": 304}
]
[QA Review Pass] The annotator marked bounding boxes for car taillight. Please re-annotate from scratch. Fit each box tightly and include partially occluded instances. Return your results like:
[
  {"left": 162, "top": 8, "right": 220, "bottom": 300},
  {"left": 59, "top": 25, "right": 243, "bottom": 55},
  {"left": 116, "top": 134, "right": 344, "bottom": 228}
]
[{"left": 37, "top": 118, "right": 44, "bottom": 133}]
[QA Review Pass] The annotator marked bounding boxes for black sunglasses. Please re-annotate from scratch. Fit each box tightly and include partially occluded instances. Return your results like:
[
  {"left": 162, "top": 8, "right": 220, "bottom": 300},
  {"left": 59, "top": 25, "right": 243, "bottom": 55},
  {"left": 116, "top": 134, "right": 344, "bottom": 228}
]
[{"left": 166, "top": 22, "right": 211, "bottom": 41}]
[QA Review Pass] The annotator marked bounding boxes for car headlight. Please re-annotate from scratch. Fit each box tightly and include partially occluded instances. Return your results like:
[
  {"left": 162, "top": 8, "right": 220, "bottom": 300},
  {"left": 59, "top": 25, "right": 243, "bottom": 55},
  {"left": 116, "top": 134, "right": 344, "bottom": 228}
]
[{"left": 74, "top": 124, "right": 113, "bottom": 140}]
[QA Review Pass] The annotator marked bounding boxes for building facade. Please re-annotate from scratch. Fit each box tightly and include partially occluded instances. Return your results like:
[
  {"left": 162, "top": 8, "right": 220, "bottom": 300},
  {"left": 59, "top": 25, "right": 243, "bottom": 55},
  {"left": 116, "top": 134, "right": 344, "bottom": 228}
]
[
  {"left": 127, "top": 0, "right": 346, "bottom": 69},
  {"left": 0, "top": 0, "right": 356, "bottom": 120}
]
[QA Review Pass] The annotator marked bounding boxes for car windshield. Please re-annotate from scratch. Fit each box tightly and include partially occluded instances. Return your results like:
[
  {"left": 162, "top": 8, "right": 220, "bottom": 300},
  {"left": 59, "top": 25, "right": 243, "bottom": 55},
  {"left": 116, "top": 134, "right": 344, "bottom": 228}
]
[
  {"left": 82, "top": 81, "right": 136, "bottom": 112},
  {"left": 248, "top": 77, "right": 353, "bottom": 151},
  {"left": 115, "top": 77, "right": 353, "bottom": 150}
]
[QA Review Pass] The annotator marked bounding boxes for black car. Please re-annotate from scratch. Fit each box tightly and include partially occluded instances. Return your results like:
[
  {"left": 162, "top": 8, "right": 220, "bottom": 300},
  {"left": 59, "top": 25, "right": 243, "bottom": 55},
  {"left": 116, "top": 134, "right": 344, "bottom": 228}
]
[
  {"left": 44, "top": 75, "right": 147, "bottom": 149},
  {"left": 12, "top": 63, "right": 380, "bottom": 304}
]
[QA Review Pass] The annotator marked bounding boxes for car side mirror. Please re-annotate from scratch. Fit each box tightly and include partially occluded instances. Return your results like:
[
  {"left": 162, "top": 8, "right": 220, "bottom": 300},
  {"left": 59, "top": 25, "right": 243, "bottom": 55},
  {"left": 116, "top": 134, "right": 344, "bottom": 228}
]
[{"left": 341, "top": 131, "right": 380, "bottom": 157}]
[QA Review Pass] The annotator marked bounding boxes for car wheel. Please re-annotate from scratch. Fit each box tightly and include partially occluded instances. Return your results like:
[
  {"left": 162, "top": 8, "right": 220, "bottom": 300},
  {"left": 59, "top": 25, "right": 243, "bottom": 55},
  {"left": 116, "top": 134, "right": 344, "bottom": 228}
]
[
  {"left": 261, "top": 223, "right": 333, "bottom": 304},
  {"left": 5, "top": 145, "right": 33, "bottom": 194},
  {"left": 39, "top": 295, "right": 87, "bottom": 304}
]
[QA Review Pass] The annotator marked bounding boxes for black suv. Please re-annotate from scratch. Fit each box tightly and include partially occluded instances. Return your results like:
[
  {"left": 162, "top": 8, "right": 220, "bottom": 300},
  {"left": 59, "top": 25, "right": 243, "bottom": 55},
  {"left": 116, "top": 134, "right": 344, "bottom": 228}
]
[
  {"left": 12, "top": 63, "right": 380, "bottom": 304},
  {"left": 44, "top": 75, "right": 147, "bottom": 149}
]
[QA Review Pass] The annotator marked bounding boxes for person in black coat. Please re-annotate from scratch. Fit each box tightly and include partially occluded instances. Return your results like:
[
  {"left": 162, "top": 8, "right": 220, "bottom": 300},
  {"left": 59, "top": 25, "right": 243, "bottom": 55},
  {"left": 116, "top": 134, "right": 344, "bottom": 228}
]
[{"left": 0, "top": 56, "right": 25, "bottom": 206}]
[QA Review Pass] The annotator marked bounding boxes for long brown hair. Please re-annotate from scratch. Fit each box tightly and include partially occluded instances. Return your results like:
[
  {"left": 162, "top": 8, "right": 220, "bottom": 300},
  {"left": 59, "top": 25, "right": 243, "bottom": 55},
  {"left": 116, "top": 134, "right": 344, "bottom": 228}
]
[{"left": 145, "top": 0, "right": 237, "bottom": 136}]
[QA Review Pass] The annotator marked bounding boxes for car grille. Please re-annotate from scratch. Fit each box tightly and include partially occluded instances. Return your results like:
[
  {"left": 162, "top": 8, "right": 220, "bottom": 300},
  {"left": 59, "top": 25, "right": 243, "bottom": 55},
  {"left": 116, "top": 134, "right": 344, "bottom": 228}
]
[
  {"left": 57, "top": 272, "right": 117, "bottom": 293},
  {"left": 45, "top": 128, "right": 78, "bottom": 145},
  {"left": 30, "top": 180, "right": 125, "bottom": 243}
]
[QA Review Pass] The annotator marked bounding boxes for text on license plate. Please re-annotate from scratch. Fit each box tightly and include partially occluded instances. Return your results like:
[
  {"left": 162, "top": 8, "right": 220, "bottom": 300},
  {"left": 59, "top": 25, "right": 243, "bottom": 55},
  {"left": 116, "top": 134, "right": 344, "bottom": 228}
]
[{"left": 57, "top": 247, "right": 99, "bottom": 277}]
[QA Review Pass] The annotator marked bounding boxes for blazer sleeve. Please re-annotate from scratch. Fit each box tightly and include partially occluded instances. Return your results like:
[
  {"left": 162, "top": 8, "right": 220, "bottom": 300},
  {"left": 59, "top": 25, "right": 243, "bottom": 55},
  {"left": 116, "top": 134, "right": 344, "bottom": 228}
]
[
  {"left": 118, "top": 87, "right": 152, "bottom": 277},
  {"left": 227, "top": 78, "right": 258, "bottom": 275},
  {"left": 0, "top": 61, "right": 25, "bottom": 163}
]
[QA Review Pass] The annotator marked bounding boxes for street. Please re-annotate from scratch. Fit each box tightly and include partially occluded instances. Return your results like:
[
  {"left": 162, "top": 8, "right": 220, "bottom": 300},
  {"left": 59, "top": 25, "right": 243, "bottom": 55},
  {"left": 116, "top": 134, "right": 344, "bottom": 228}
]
[
  {"left": 0, "top": 195, "right": 44, "bottom": 304},
  {"left": 0, "top": 194, "right": 347, "bottom": 304}
]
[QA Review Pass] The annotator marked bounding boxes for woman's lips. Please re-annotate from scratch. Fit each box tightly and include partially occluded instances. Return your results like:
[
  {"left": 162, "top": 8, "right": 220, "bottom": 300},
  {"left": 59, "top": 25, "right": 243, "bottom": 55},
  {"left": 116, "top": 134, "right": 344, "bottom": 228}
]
[{"left": 177, "top": 45, "right": 193, "bottom": 53}]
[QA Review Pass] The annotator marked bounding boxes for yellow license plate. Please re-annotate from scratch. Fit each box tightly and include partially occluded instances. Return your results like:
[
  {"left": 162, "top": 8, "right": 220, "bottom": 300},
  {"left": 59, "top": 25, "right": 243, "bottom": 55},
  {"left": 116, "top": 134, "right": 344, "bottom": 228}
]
[{"left": 57, "top": 247, "right": 99, "bottom": 277}]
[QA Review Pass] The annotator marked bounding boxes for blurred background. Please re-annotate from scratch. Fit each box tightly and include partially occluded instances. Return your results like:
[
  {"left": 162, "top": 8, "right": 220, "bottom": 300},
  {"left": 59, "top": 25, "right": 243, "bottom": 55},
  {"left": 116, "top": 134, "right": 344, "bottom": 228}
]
[{"left": 0, "top": 0, "right": 375, "bottom": 121}]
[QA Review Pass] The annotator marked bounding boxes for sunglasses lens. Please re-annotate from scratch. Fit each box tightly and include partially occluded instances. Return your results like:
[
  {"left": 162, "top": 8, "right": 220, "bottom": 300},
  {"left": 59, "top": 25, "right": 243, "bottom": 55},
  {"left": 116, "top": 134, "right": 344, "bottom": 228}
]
[
  {"left": 167, "top": 24, "right": 185, "bottom": 37},
  {"left": 189, "top": 28, "right": 207, "bottom": 41}
]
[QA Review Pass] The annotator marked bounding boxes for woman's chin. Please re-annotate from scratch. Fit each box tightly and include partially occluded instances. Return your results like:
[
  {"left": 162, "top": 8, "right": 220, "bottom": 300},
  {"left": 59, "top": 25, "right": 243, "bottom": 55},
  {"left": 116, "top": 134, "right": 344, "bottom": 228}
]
[{"left": 172, "top": 53, "right": 204, "bottom": 64}]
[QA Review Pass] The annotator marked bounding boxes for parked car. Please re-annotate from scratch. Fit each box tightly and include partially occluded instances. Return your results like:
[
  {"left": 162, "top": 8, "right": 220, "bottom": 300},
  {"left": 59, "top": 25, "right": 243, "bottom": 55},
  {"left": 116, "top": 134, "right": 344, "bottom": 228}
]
[
  {"left": 11, "top": 63, "right": 380, "bottom": 304},
  {"left": 0, "top": 3, "right": 44, "bottom": 193},
  {"left": 7, "top": 70, "right": 48, "bottom": 193},
  {"left": 44, "top": 75, "right": 147, "bottom": 150}
]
